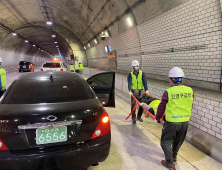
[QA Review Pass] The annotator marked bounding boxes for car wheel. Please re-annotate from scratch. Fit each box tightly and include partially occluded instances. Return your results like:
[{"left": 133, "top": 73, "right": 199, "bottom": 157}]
[{"left": 19, "top": 70, "right": 21, "bottom": 72}]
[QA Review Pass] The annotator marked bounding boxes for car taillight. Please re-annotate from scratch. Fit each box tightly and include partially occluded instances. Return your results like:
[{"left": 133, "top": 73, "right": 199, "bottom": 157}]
[
  {"left": 18, "top": 65, "right": 20, "bottom": 69},
  {"left": 60, "top": 69, "right": 63, "bottom": 71},
  {"left": 41, "top": 68, "right": 43, "bottom": 71},
  {"left": 0, "top": 139, "right": 9, "bottom": 150},
  {"left": 91, "top": 110, "right": 110, "bottom": 140},
  {"left": 29, "top": 65, "right": 31, "bottom": 69}
]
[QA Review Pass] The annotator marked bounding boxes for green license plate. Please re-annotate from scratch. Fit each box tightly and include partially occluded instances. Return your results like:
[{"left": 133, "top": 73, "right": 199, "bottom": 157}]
[{"left": 36, "top": 126, "right": 67, "bottom": 144}]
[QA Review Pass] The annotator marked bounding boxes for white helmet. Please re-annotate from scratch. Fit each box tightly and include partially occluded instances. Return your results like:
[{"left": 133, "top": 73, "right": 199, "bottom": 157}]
[
  {"left": 169, "top": 67, "right": 185, "bottom": 78},
  {"left": 132, "top": 60, "right": 139, "bottom": 67},
  {"left": 79, "top": 61, "right": 81, "bottom": 64},
  {"left": 0, "top": 57, "right": 2, "bottom": 62}
]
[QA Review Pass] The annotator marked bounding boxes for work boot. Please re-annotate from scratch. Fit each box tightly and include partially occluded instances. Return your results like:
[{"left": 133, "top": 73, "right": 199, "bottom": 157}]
[
  {"left": 173, "top": 156, "right": 177, "bottom": 162},
  {"left": 137, "top": 117, "right": 143, "bottom": 122},
  {"left": 161, "top": 160, "right": 175, "bottom": 170},
  {"left": 132, "top": 118, "right": 136, "bottom": 124}
]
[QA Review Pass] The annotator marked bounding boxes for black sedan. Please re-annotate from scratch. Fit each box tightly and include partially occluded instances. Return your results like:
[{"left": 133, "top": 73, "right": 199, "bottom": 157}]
[{"left": 0, "top": 71, "right": 115, "bottom": 170}]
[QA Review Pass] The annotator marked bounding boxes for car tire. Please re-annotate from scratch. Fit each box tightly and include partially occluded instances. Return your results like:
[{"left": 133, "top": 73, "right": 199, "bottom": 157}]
[{"left": 19, "top": 70, "right": 21, "bottom": 72}]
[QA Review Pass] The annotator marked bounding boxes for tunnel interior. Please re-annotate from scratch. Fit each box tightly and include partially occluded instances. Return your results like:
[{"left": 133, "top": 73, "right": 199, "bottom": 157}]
[{"left": 1, "top": 0, "right": 222, "bottom": 168}]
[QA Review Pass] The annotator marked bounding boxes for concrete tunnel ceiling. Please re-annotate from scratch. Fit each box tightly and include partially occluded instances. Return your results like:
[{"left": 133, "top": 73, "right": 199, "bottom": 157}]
[{"left": 0, "top": 0, "right": 187, "bottom": 58}]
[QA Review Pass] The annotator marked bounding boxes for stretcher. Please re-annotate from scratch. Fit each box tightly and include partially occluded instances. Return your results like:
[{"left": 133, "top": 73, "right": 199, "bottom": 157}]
[{"left": 126, "top": 93, "right": 164, "bottom": 121}]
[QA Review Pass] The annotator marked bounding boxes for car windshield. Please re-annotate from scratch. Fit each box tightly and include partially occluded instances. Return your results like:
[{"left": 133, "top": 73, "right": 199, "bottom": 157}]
[
  {"left": 43, "top": 62, "right": 60, "bottom": 68},
  {"left": 19, "top": 61, "right": 27, "bottom": 65},
  {"left": 4, "top": 79, "right": 93, "bottom": 104}
]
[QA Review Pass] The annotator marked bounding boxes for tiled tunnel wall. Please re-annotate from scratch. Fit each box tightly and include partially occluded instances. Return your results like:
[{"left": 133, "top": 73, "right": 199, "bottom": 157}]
[
  {"left": 83, "top": 67, "right": 222, "bottom": 141},
  {"left": 86, "top": 0, "right": 222, "bottom": 91}
]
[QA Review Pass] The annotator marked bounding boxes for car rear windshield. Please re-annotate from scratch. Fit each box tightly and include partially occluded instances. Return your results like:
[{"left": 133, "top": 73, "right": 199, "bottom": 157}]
[
  {"left": 43, "top": 63, "right": 61, "bottom": 68},
  {"left": 4, "top": 79, "right": 93, "bottom": 104},
  {"left": 19, "top": 61, "right": 29, "bottom": 65}
]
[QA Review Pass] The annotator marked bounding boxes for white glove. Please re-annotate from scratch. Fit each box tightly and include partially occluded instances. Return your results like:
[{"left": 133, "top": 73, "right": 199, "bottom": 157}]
[
  {"left": 146, "top": 90, "right": 149, "bottom": 94},
  {"left": 129, "top": 91, "right": 133, "bottom": 96}
]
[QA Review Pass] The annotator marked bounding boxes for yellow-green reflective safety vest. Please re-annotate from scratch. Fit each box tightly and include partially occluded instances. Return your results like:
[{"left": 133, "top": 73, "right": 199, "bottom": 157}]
[
  {"left": 0, "top": 68, "right": 6, "bottom": 91},
  {"left": 149, "top": 100, "right": 161, "bottom": 115},
  {"left": 79, "top": 64, "right": 83, "bottom": 70},
  {"left": 165, "top": 85, "right": 193, "bottom": 122},
  {"left": 75, "top": 64, "right": 79, "bottom": 70},
  {"left": 131, "top": 70, "right": 143, "bottom": 90},
  {"left": 70, "top": 65, "right": 74, "bottom": 71}
]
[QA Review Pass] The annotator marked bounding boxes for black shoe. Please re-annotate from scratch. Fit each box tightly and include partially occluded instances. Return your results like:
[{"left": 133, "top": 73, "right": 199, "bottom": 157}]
[
  {"left": 137, "top": 118, "right": 143, "bottom": 122},
  {"left": 132, "top": 119, "right": 136, "bottom": 124}
]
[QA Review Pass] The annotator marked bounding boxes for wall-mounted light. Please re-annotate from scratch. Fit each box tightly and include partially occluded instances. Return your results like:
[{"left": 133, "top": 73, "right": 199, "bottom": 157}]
[
  {"left": 105, "top": 46, "right": 108, "bottom": 52},
  {"left": 12, "top": 32, "right": 17, "bottom": 36},
  {"left": 46, "top": 21, "right": 53, "bottom": 25},
  {"left": 88, "top": 43, "right": 91, "bottom": 48},
  {"left": 105, "top": 31, "right": 109, "bottom": 37},
  {"left": 94, "top": 39, "right": 98, "bottom": 44},
  {"left": 127, "top": 18, "right": 132, "bottom": 26},
  {"left": 52, "top": 35, "right": 56, "bottom": 38},
  {"left": 108, "top": 46, "right": 112, "bottom": 52},
  {"left": 84, "top": 46, "right": 86, "bottom": 50},
  {"left": 25, "top": 40, "right": 28, "bottom": 43}
]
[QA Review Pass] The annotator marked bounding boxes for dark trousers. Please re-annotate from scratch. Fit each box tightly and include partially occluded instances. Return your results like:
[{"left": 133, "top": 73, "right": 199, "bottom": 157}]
[
  {"left": 160, "top": 121, "right": 188, "bottom": 165},
  {"left": 0, "top": 90, "right": 6, "bottom": 97},
  {"left": 131, "top": 90, "right": 143, "bottom": 120}
]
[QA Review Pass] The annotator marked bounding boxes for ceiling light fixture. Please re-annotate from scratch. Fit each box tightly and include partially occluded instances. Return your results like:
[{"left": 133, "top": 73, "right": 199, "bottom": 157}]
[
  {"left": 12, "top": 32, "right": 17, "bottom": 36},
  {"left": 46, "top": 21, "right": 53, "bottom": 25},
  {"left": 94, "top": 39, "right": 98, "bottom": 44},
  {"left": 25, "top": 40, "right": 28, "bottom": 43},
  {"left": 54, "top": 42, "right": 57, "bottom": 44},
  {"left": 52, "top": 35, "right": 56, "bottom": 38},
  {"left": 105, "top": 31, "right": 109, "bottom": 37},
  {"left": 127, "top": 18, "right": 132, "bottom": 26}
]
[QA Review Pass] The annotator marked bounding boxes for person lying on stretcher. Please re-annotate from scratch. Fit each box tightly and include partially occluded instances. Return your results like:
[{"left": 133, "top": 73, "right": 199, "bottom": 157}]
[
  {"left": 134, "top": 89, "right": 165, "bottom": 119},
  {"left": 140, "top": 95, "right": 161, "bottom": 116}
]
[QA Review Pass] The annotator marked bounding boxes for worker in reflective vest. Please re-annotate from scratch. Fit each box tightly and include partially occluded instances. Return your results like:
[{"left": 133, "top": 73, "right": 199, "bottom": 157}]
[
  {"left": 75, "top": 62, "right": 79, "bottom": 74},
  {"left": 79, "top": 61, "right": 83, "bottom": 75},
  {"left": 127, "top": 60, "right": 148, "bottom": 124},
  {"left": 0, "top": 57, "right": 6, "bottom": 96},
  {"left": 155, "top": 67, "right": 194, "bottom": 170},
  {"left": 70, "top": 64, "right": 74, "bottom": 72}
]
